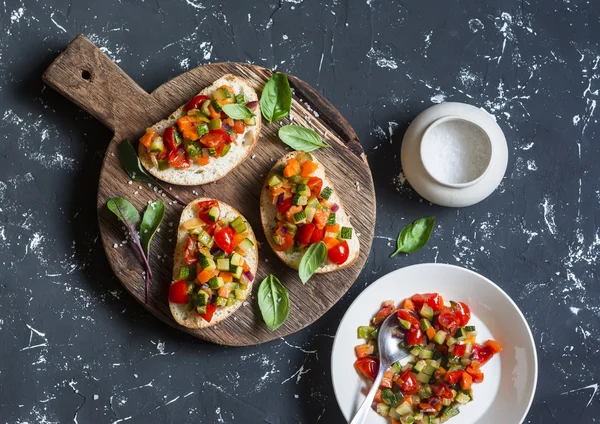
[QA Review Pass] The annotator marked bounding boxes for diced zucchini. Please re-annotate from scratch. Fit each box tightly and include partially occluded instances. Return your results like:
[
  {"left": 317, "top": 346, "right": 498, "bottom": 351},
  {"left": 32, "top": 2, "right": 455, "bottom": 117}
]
[
  {"left": 284, "top": 223, "right": 297, "bottom": 235},
  {"left": 231, "top": 217, "right": 247, "bottom": 234},
  {"left": 376, "top": 402, "right": 390, "bottom": 417},
  {"left": 207, "top": 206, "right": 219, "bottom": 223},
  {"left": 381, "top": 389, "right": 404, "bottom": 407},
  {"left": 221, "top": 143, "right": 231, "bottom": 156},
  {"left": 214, "top": 297, "right": 227, "bottom": 307},
  {"left": 230, "top": 252, "right": 243, "bottom": 266},
  {"left": 464, "top": 342, "right": 473, "bottom": 356},
  {"left": 413, "top": 360, "right": 427, "bottom": 373},
  {"left": 327, "top": 213, "right": 336, "bottom": 225},
  {"left": 289, "top": 175, "right": 309, "bottom": 184},
  {"left": 198, "top": 230, "right": 214, "bottom": 248},
  {"left": 391, "top": 361, "right": 401, "bottom": 373},
  {"left": 357, "top": 325, "right": 377, "bottom": 339},
  {"left": 305, "top": 206, "right": 316, "bottom": 223},
  {"left": 425, "top": 359, "right": 440, "bottom": 369},
  {"left": 441, "top": 397, "right": 453, "bottom": 407},
  {"left": 446, "top": 336, "right": 457, "bottom": 346},
  {"left": 200, "top": 99, "right": 211, "bottom": 117},
  {"left": 460, "top": 357, "right": 472, "bottom": 367},
  {"left": 465, "top": 330, "right": 478, "bottom": 339},
  {"left": 216, "top": 258, "right": 230, "bottom": 271},
  {"left": 395, "top": 401, "right": 413, "bottom": 416},
  {"left": 455, "top": 392, "right": 471, "bottom": 405},
  {"left": 196, "top": 305, "right": 207, "bottom": 314},
  {"left": 236, "top": 237, "right": 254, "bottom": 254},
  {"left": 198, "top": 253, "right": 212, "bottom": 269},
  {"left": 340, "top": 227, "right": 353, "bottom": 239},
  {"left": 419, "top": 349, "right": 433, "bottom": 359},
  {"left": 306, "top": 197, "right": 319, "bottom": 208},
  {"left": 211, "top": 99, "right": 222, "bottom": 112},
  {"left": 226, "top": 293, "right": 236, "bottom": 306},
  {"left": 442, "top": 406, "right": 460, "bottom": 418},
  {"left": 157, "top": 159, "right": 169, "bottom": 170},
  {"left": 178, "top": 266, "right": 193, "bottom": 280},
  {"left": 293, "top": 211, "right": 307, "bottom": 224},
  {"left": 398, "top": 318, "right": 412, "bottom": 330},
  {"left": 208, "top": 147, "right": 217, "bottom": 156},
  {"left": 214, "top": 87, "right": 232, "bottom": 100},
  {"left": 208, "top": 118, "right": 222, "bottom": 131},
  {"left": 420, "top": 318, "right": 432, "bottom": 331},
  {"left": 196, "top": 290, "right": 209, "bottom": 306},
  {"left": 320, "top": 186, "right": 333, "bottom": 199},
  {"left": 268, "top": 174, "right": 283, "bottom": 187},
  {"left": 292, "top": 194, "right": 308, "bottom": 206},
  {"left": 420, "top": 304, "right": 434, "bottom": 321},
  {"left": 294, "top": 184, "right": 311, "bottom": 197},
  {"left": 410, "top": 346, "right": 422, "bottom": 356},
  {"left": 455, "top": 328, "right": 466, "bottom": 339},
  {"left": 243, "top": 116, "right": 256, "bottom": 126},
  {"left": 208, "top": 276, "right": 224, "bottom": 289},
  {"left": 417, "top": 385, "right": 433, "bottom": 399},
  {"left": 422, "top": 364, "right": 436, "bottom": 376},
  {"left": 149, "top": 136, "right": 165, "bottom": 152},
  {"left": 235, "top": 93, "right": 245, "bottom": 104},
  {"left": 415, "top": 371, "right": 431, "bottom": 384},
  {"left": 433, "top": 330, "right": 447, "bottom": 345},
  {"left": 234, "top": 289, "right": 247, "bottom": 300},
  {"left": 229, "top": 264, "right": 242, "bottom": 279},
  {"left": 401, "top": 415, "right": 416, "bottom": 424},
  {"left": 464, "top": 325, "right": 476, "bottom": 332}
]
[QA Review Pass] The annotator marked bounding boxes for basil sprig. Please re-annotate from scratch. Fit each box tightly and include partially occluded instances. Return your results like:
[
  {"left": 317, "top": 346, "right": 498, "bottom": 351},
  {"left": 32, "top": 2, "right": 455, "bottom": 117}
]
[
  {"left": 107, "top": 197, "right": 165, "bottom": 303},
  {"left": 390, "top": 216, "right": 436, "bottom": 257},
  {"left": 298, "top": 241, "right": 327, "bottom": 284},
  {"left": 278, "top": 125, "right": 330, "bottom": 152},
  {"left": 222, "top": 103, "right": 254, "bottom": 120},
  {"left": 260, "top": 72, "right": 292, "bottom": 123},
  {"left": 258, "top": 274, "right": 290, "bottom": 331},
  {"left": 117, "top": 140, "right": 185, "bottom": 206}
]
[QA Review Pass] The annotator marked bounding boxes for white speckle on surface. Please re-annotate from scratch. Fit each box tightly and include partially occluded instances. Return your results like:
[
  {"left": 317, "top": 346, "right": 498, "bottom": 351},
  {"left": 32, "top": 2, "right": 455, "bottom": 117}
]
[
  {"left": 184, "top": 0, "right": 206, "bottom": 9},
  {"left": 570, "top": 306, "right": 581, "bottom": 315},
  {"left": 366, "top": 47, "right": 399, "bottom": 69},
  {"left": 468, "top": 18, "right": 484, "bottom": 33},
  {"left": 430, "top": 93, "right": 447, "bottom": 104},
  {"left": 527, "top": 160, "right": 538, "bottom": 171},
  {"left": 541, "top": 197, "right": 557, "bottom": 235}
]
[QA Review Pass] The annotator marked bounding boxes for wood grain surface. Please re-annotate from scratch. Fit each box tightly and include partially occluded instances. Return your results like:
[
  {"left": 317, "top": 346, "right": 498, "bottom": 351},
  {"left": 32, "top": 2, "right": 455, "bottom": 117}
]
[{"left": 42, "top": 35, "right": 376, "bottom": 346}]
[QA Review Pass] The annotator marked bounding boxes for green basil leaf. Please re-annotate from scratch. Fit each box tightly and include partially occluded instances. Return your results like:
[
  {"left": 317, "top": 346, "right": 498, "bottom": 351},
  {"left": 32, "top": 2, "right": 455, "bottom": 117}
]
[
  {"left": 221, "top": 104, "right": 254, "bottom": 120},
  {"left": 107, "top": 197, "right": 141, "bottom": 230},
  {"left": 299, "top": 241, "right": 327, "bottom": 284},
  {"left": 278, "top": 125, "right": 330, "bottom": 152},
  {"left": 139, "top": 199, "right": 165, "bottom": 256},
  {"left": 258, "top": 274, "right": 290, "bottom": 331},
  {"left": 260, "top": 72, "right": 292, "bottom": 123},
  {"left": 118, "top": 140, "right": 154, "bottom": 183},
  {"left": 390, "top": 216, "right": 436, "bottom": 257}
]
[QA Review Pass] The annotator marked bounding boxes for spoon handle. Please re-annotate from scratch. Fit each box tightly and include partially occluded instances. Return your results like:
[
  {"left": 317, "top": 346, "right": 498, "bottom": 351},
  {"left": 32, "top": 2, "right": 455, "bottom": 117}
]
[{"left": 350, "top": 365, "right": 386, "bottom": 424}]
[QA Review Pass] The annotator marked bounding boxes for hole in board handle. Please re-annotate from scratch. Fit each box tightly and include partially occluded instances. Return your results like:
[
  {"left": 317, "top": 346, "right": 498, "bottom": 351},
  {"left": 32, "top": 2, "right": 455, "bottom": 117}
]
[{"left": 81, "top": 70, "right": 92, "bottom": 81}]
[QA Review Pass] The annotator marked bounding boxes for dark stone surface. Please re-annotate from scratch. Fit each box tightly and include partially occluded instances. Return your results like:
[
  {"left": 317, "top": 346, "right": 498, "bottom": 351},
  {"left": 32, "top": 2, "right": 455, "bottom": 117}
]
[{"left": 1, "top": 0, "right": 599, "bottom": 423}]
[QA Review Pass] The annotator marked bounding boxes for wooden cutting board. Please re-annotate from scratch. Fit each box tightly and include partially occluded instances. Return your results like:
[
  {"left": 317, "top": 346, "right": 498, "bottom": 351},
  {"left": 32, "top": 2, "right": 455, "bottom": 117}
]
[{"left": 43, "top": 35, "right": 376, "bottom": 346}]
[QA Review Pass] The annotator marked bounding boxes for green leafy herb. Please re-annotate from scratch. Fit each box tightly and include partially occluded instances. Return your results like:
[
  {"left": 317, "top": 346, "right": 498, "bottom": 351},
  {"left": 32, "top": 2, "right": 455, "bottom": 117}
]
[
  {"left": 278, "top": 125, "right": 330, "bottom": 152},
  {"left": 390, "top": 216, "right": 436, "bottom": 257},
  {"left": 140, "top": 199, "right": 165, "bottom": 256},
  {"left": 221, "top": 103, "right": 254, "bottom": 120},
  {"left": 258, "top": 274, "right": 290, "bottom": 331},
  {"left": 298, "top": 241, "right": 327, "bottom": 284},
  {"left": 260, "top": 72, "right": 292, "bottom": 123},
  {"left": 117, "top": 140, "right": 185, "bottom": 206},
  {"left": 107, "top": 196, "right": 159, "bottom": 304}
]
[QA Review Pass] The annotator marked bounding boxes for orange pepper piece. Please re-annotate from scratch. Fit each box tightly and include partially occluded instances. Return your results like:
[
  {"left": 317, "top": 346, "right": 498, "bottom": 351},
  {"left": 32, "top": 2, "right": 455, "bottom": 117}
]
[
  {"left": 300, "top": 160, "right": 319, "bottom": 177},
  {"left": 177, "top": 116, "right": 199, "bottom": 141},
  {"left": 283, "top": 158, "right": 301, "bottom": 178},
  {"left": 196, "top": 156, "right": 210, "bottom": 166},
  {"left": 139, "top": 129, "right": 157, "bottom": 149},
  {"left": 197, "top": 269, "right": 216, "bottom": 284},
  {"left": 323, "top": 237, "right": 339, "bottom": 250},
  {"left": 325, "top": 224, "right": 340, "bottom": 233},
  {"left": 220, "top": 272, "right": 233, "bottom": 283},
  {"left": 208, "top": 104, "right": 221, "bottom": 119},
  {"left": 217, "top": 285, "right": 231, "bottom": 298}
]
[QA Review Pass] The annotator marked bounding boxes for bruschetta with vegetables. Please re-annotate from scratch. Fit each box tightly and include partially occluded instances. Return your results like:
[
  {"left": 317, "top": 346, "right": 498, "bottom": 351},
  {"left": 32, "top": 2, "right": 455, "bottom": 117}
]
[
  {"left": 138, "top": 74, "right": 261, "bottom": 186},
  {"left": 169, "top": 198, "right": 258, "bottom": 328},
  {"left": 260, "top": 151, "right": 359, "bottom": 272}
]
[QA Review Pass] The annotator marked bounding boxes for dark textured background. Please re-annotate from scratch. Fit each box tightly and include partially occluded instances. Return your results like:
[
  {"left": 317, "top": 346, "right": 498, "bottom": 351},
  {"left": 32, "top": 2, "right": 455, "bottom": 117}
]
[{"left": 1, "top": 0, "right": 599, "bottom": 423}]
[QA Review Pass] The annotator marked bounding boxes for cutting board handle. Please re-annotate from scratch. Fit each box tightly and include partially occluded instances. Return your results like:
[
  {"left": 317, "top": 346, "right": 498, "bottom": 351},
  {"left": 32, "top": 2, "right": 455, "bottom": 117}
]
[{"left": 42, "top": 35, "right": 150, "bottom": 134}]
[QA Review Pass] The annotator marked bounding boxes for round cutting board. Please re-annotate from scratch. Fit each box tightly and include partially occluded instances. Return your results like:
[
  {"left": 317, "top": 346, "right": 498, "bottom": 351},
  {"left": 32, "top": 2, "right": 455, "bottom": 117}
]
[{"left": 42, "top": 35, "right": 376, "bottom": 346}]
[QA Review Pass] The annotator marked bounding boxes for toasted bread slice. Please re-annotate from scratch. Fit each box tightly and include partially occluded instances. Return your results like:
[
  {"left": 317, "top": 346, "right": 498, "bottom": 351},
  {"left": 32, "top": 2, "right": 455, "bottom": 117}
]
[
  {"left": 170, "top": 198, "right": 258, "bottom": 329},
  {"left": 139, "top": 74, "right": 261, "bottom": 186},
  {"left": 260, "top": 152, "right": 359, "bottom": 272}
]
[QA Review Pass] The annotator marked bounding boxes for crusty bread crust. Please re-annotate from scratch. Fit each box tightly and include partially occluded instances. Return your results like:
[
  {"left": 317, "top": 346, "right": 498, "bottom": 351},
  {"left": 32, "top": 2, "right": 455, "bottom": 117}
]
[
  {"left": 260, "top": 152, "right": 360, "bottom": 273},
  {"left": 139, "top": 74, "right": 261, "bottom": 186},
  {"left": 169, "top": 198, "right": 258, "bottom": 329}
]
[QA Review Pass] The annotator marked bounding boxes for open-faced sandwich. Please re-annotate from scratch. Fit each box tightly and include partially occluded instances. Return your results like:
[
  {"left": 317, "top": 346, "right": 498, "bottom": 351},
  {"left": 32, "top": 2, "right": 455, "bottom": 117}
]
[
  {"left": 138, "top": 74, "right": 261, "bottom": 186},
  {"left": 260, "top": 151, "right": 359, "bottom": 272},
  {"left": 168, "top": 198, "right": 258, "bottom": 328}
]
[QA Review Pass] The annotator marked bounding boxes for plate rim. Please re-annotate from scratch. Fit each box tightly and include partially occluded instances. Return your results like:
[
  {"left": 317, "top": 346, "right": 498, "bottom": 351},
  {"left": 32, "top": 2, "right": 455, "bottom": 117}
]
[{"left": 331, "top": 262, "right": 538, "bottom": 424}]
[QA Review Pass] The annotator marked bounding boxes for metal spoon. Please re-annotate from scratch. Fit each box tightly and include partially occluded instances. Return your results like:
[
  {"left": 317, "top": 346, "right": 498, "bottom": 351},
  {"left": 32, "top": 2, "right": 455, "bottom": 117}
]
[{"left": 350, "top": 312, "right": 411, "bottom": 424}]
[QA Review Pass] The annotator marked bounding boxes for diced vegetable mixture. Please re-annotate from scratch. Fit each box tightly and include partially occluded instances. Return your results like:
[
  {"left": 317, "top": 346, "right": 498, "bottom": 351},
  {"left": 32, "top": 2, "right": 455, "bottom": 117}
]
[
  {"left": 139, "top": 86, "right": 257, "bottom": 169},
  {"left": 354, "top": 293, "right": 502, "bottom": 424},
  {"left": 267, "top": 151, "right": 353, "bottom": 265},
  {"left": 168, "top": 200, "right": 255, "bottom": 322}
]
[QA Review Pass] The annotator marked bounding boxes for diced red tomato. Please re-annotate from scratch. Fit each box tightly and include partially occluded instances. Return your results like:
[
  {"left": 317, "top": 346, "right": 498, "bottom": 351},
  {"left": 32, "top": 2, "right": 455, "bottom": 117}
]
[
  {"left": 186, "top": 94, "right": 210, "bottom": 111},
  {"left": 273, "top": 226, "right": 294, "bottom": 251},
  {"left": 276, "top": 197, "right": 293, "bottom": 215},
  {"left": 168, "top": 147, "right": 190, "bottom": 169},
  {"left": 466, "top": 364, "right": 484, "bottom": 383},
  {"left": 453, "top": 301, "right": 471, "bottom": 326},
  {"left": 397, "top": 309, "right": 420, "bottom": 327},
  {"left": 395, "top": 369, "right": 420, "bottom": 395},
  {"left": 200, "top": 129, "right": 230, "bottom": 148},
  {"left": 432, "top": 383, "right": 454, "bottom": 399},
  {"left": 310, "top": 226, "right": 325, "bottom": 244},
  {"left": 296, "top": 223, "right": 315, "bottom": 245},
  {"left": 460, "top": 371, "right": 473, "bottom": 390},
  {"left": 405, "top": 327, "right": 423, "bottom": 346},
  {"left": 168, "top": 280, "right": 188, "bottom": 304},
  {"left": 471, "top": 343, "right": 494, "bottom": 365},
  {"left": 354, "top": 357, "right": 379, "bottom": 380},
  {"left": 374, "top": 304, "right": 396, "bottom": 325},
  {"left": 312, "top": 208, "right": 329, "bottom": 230},
  {"left": 484, "top": 339, "right": 503, "bottom": 354},
  {"left": 197, "top": 200, "right": 218, "bottom": 222},
  {"left": 354, "top": 343, "right": 374, "bottom": 359},
  {"left": 307, "top": 177, "right": 323, "bottom": 197},
  {"left": 437, "top": 308, "right": 459, "bottom": 332},
  {"left": 184, "top": 236, "right": 198, "bottom": 265},
  {"left": 412, "top": 293, "right": 443, "bottom": 312},
  {"left": 453, "top": 343, "right": 467, "bottom": 357},
  {"left": 163, "top": 126, "right": 178, "bottom": 151},
  {"left": 232, "top": 120, "right": 245, "bottom": 134},
  {"left": 381, "top": 369, "right": 395, "bottom": 389},
  {"left": 327, "top": 240, "right": 349, "bottom": 265},
  {"left": 197, "top": 304, "right": 216, "bottom": 322},
  {"left": 444, "top": 370, "right": 463, "bottom": 385},
  {"left": 214, "top": 227, "right": 236, "bottom": 254}
]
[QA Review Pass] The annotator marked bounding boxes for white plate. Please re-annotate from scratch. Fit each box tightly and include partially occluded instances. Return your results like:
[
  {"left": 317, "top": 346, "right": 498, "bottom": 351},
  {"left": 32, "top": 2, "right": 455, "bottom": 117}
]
[{"left": 331, "top": 263, "right": 537, "bottom": 424}]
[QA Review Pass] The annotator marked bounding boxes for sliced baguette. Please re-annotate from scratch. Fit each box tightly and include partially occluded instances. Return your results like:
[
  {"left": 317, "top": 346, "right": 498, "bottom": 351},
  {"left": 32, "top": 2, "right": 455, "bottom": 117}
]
[
  {"left": 169, "top": 198, "right": 258, "bottom": 329},
  {"left": 139, "top": 74, "right": 261, "bottom": 186},
  {"left": 260, "top": 152, "right": 360, "bottom": 272}
]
